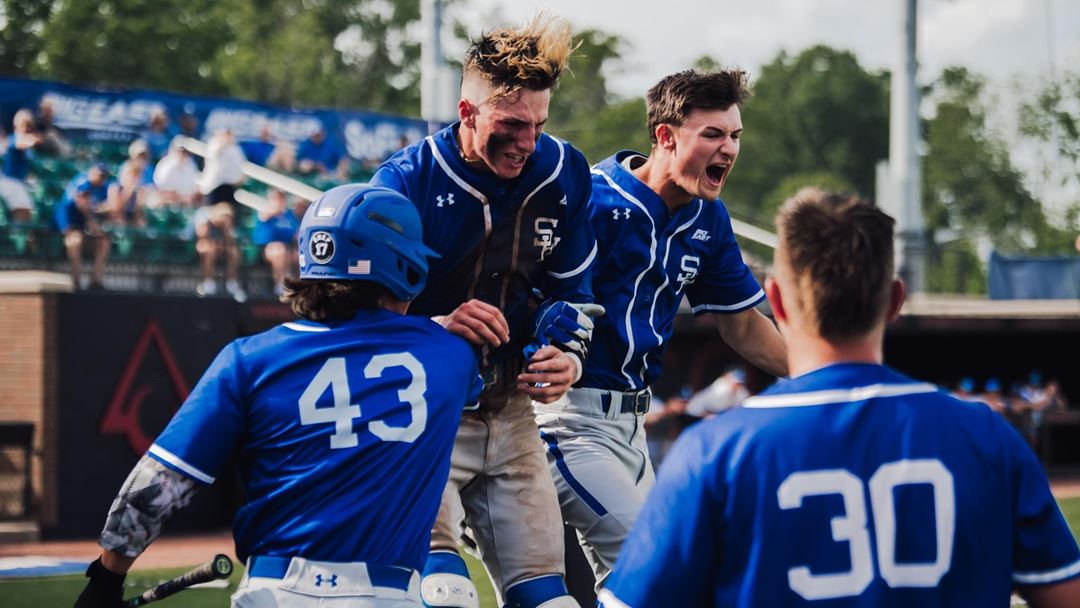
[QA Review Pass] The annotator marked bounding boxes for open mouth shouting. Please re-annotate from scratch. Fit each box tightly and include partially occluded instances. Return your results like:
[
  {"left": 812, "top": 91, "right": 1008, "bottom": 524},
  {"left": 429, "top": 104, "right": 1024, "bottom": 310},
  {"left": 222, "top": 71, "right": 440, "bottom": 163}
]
[{"left": 705, "top": 162, "right": 729, "bottom": 189}]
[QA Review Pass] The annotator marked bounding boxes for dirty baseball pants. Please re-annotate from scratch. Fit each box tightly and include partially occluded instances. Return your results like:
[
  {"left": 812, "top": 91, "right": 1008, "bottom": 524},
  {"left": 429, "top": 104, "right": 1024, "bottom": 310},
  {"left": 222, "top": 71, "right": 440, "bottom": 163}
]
[{"left": 430, "top": 388, "right": 567, "bottom": 602}]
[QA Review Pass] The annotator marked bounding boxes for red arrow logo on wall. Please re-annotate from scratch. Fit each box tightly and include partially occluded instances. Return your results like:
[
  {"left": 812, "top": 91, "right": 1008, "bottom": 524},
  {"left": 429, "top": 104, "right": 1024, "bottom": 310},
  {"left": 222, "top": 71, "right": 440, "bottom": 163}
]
[{"left": 99, "top": 319, "right": 191, "bottom": 454}]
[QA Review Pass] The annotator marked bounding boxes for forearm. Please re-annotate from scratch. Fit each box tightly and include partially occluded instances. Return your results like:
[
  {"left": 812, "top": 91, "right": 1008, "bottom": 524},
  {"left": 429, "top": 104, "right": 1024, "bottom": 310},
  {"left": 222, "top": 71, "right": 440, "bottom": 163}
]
[
  {"left": 712, "top": 309, "right": 788, "bottom": 377},
  {"left": 99, "top": 455, "right": 201, "bottom": 566}
]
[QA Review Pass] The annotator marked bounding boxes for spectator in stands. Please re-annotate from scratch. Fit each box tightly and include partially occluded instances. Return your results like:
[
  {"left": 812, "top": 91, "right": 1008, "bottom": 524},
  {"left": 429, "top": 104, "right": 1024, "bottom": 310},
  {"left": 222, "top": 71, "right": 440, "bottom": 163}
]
[
  {"left": 252, "top": 189, "right": 300, "bottom": 297},
  {"left": 0, "top": 109, "right": 42, "bottom": 223},
  {"left": 267, "top": 139, "right": 297, "bottom": 174},
  {"left": 194, "top": 201, "right": 245, "bottom": 302},
  {"left": 32, "top": 98, "right": 71, "bottom": 157},
  {"left": 55, "top": 164, "right": 120, "bottom": 290},
  {"left": 151, "top": 137, "right": 201, "bottom": 208},
  {"left": 980, "top": 377, "right": 1011, "bottom": 415},
  {"left": 644, "top": 386, "right": 699, "bottom": 470},
  {"left": 141, "top": 109, "right": 175, "bottom": 160},
  {"left": 115, "top": 139, "right": 152, "bottom": 227},
  {"left": 239, "top": 124, "right": 276, "bottom": 167},
  {"left": 952, "top": 377, "right": 983, "bottom": 403},
  {"left": 686, "top": 366, "right": 750, "bottom": 418},
  {"left": 296, "top": 127, "right": 348, "bottom": 179},
  {"left": 178, "top": 111, "right": 200, "bottom": 139},
  {"left": 200, "top": 129, "right": 246, "bottom": 212}
]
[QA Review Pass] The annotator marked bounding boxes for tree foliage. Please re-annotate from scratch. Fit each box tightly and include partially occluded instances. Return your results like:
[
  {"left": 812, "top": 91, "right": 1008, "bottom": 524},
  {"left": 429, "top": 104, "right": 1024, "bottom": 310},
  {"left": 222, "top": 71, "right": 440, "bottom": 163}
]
[
  {"left": 0, "top": 0, "right": 54, "bottom": 75},
  {"left": 726, "top": 45, "right": 890, "bottom": 224}
]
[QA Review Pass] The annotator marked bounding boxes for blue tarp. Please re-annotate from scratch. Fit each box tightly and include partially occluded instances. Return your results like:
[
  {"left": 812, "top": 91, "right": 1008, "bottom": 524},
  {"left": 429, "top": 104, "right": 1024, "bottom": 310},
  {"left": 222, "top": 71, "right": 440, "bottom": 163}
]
[
  {"left": 988, "top": 251, "right": 1080, "bottom": 300},
  {"left": 0, "top": 77, "right": 432, "bottom": 163}
]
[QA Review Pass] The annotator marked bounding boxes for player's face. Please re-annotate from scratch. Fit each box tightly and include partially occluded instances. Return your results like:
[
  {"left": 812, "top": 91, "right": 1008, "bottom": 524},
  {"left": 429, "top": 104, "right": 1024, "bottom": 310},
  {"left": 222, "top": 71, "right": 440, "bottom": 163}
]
[
  {"left": 668, "top": 106, "right": 742, "bottom": 201},
  {"left": 471, "top": 88, "right": 551, "bottom": 179}
]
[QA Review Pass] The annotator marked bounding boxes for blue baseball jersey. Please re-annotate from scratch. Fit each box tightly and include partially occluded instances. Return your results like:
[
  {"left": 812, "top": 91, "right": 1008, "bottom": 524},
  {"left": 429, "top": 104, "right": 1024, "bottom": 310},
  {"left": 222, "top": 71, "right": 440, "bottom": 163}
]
[
  {"left": 603, "top": 363, "right": 1080, "bottom": 607},
  {"left": 582, "top": 152, "right": 763, "bottom": 391},
  {"left": 148, "top": 310, "right": 483, "bottom": 570},
  {"left": 297, "top": 136, "right": 344, "bottom": 169},
  {"left": 3, "top": 137, "right": 32, "bottom": 180},
  {"left": 251, "top": 211, "right": 299, "bottom": 246},
  {"left": 371, "top": 124, "right": 596, "bottom": 366}
]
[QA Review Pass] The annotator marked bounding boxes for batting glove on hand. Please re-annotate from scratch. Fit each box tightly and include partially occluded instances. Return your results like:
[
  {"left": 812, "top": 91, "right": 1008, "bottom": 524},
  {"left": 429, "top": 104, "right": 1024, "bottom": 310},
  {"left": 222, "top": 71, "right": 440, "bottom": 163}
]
[
  {"left": 530, "top": 301, "right": 606, "bottom": 359},
  {"left": 74, "top": 558, "right": 126, "bottom": 608}
]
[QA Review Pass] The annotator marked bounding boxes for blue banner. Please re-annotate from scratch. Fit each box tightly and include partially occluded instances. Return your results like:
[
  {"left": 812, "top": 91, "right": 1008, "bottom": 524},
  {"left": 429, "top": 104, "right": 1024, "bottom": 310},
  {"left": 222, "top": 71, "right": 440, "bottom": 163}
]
[
  {"left": 988, "top": 251, "right": 1080, "bottom": 300},
  {"left": 0, "top": 77, "right": 431, "bottom": 163}
]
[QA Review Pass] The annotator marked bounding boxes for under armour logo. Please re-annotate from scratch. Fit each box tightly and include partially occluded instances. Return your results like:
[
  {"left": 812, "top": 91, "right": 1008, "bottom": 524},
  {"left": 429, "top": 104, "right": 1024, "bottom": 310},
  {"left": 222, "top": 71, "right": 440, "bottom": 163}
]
[
  {"left": 315, "top": 574, "right": 338, "bottom": 587},
  {"left": 558, "top": 195, "right": 567, "bottom": 205},
  {"left": 692, "top": 229, "right": 711, "bottom": 241},
  {"left": 612, "top": 208, "right": 631, "bottom": 220},
  {"left": 436, "top": 193, "right": 455, "bottom": 207}
]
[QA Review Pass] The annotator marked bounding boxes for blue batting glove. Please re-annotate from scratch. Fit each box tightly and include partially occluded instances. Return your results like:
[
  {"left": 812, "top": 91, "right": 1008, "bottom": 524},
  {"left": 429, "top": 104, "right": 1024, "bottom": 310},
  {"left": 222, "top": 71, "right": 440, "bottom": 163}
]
[{"left": 531, "top": 301, "right": 605, "bottom": 359}]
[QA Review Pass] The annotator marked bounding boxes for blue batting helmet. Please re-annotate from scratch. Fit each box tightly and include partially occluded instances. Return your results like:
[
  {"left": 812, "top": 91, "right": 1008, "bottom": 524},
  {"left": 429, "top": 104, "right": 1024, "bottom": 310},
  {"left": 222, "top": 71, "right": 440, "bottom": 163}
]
[{"left": 298, "top": 184, "right": 439, "bottom": 301}]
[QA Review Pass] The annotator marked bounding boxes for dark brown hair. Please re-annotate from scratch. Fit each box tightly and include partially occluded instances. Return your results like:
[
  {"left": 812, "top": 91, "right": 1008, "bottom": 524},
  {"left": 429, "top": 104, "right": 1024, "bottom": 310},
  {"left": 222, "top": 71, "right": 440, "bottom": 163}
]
[
  {"left": 463, "top": 14, "right": 574, "bottom": 98},
  {"left": 775, "top": 188, "right": 896, "bottom": 341},
  {"left": 645, "top": 69, "right": 751, "bottom": 144},
  {"left": 283, "top": 278, "right": 390, "bottom": 323}
]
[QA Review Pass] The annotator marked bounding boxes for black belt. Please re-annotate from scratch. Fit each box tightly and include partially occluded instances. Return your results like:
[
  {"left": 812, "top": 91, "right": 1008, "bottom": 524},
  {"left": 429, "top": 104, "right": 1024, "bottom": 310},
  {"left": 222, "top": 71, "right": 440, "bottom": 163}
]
[
  {"left": 481, "top": 356, "right": 523, "bottom": 391},
  {"left": 599, "top": 390, "right": 652, "bottom": 416}
]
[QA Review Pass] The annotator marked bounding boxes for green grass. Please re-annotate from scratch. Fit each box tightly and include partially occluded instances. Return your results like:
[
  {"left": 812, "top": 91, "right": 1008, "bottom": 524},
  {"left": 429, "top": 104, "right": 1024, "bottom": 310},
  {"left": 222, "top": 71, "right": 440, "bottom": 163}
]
[
  {"left": 5, "top": 500, "right": 1080, "bottom": 607},
  {"left": 0, "top": 554, "right": 499, "bottom": 608}
]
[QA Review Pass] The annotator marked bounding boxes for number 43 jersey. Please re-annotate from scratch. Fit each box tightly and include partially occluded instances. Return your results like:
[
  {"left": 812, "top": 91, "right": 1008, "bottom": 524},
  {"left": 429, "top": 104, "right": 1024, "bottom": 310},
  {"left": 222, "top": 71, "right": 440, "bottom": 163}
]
[
  {"left": 148, "top": 310, "right": 483, "bottom": 570},
  {"left": 602, "top": 363, "right": 1080, "bottom": 608}
]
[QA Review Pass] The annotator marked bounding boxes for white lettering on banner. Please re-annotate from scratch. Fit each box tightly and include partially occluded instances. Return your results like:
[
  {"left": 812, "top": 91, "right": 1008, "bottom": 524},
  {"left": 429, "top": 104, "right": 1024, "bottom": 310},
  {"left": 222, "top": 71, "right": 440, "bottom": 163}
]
[
  {"left": 203, "top": 109, "right": 323, "bottom": 142},
  {"left": 344, "top": 120, "right": 424, "bottom": 162},
  {"left": 47, "top": 93, "right": 165, "bottom": 132}
]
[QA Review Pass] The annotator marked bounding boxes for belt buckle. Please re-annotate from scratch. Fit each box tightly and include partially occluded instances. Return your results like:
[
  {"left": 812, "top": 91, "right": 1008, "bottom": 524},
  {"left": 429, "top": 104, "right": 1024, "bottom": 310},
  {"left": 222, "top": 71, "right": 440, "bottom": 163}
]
[
  {"left": 623, "top": 391, "right": 650, "bottom": 415},
  {"left": 482, "top": 365, "right": 499, "bottom": 390}
]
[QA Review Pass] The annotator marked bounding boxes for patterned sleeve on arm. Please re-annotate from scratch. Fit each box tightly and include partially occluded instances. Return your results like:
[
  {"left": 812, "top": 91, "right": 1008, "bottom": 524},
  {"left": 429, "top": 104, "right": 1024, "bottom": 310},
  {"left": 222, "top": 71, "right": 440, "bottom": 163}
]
[{"left": 99, "top": 455, "right": 201, "bottom": 558}]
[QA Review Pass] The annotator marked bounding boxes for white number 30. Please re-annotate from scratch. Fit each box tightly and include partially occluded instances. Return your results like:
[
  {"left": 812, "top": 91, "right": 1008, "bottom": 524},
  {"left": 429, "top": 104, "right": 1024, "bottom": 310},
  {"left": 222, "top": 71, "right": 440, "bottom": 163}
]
[
  {"left": 778, "top": 459, "right": 955, "bottom": 600},
  {"left": 298, "top": 354, "right": 428, "bottom": 449}
]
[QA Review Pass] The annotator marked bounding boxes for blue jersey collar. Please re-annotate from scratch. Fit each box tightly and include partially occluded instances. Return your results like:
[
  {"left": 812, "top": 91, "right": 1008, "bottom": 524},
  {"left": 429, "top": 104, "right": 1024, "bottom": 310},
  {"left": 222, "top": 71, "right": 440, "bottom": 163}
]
[{"left": 597, "top": 151, "right": 703, "bottom": 225}]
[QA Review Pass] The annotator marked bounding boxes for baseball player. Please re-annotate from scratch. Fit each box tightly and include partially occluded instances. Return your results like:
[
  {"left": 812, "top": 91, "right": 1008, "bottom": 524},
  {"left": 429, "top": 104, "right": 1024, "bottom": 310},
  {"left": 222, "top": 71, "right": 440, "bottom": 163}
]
[
  {"left": 371, "top": 14, "right": 598, "bottom": 608},
  {"left": 74, "top": 185, "right": 482, "bottom": 608},
  {"left": 533, "top": 69, "right": 787, "bottom": 590},
  {"left": 600, "top": 189, "right": 1080, "bottom": 607}
]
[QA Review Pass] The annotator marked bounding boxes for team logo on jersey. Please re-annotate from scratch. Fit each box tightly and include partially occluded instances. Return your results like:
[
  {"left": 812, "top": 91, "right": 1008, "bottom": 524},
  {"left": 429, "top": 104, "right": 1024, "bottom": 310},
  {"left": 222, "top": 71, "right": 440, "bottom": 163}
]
[
  {"left": 676, "top": 255, "right": 700, "bottom": 291},
  {"left": 436, "top": 193, "right": 455, "bottom": 207},
  {"left": 613, "top": 208, "right": 631, "bottom": 220},
  {"left": 534, "top": 218, "right": 561, "bottom": 261},
  {"left": 309, "top": 231, "right": 336, "bottom": 264},
  {"left": 692, "top": 229, "right": 711, "bottom": 241}
]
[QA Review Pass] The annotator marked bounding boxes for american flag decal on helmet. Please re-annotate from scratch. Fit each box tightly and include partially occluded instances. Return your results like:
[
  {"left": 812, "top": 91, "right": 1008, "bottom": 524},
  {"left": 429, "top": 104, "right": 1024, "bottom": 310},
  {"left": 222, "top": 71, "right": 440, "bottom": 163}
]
[{"left": 348, "top": 259, "right": 372, "bottom": 275}]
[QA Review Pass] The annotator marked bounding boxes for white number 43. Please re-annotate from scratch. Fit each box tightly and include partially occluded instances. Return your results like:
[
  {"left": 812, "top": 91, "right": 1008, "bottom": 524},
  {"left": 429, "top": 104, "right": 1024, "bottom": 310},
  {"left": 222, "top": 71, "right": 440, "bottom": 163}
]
[
  {"left": 778, "top": 459, "right": 955, "bottom": 601},
  {"left": 298, "top": 354, "right": 428, "bottom": 448}
]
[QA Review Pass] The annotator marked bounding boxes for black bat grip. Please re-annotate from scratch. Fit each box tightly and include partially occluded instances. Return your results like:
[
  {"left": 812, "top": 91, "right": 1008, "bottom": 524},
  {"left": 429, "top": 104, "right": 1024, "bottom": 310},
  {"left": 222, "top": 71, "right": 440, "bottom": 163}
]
[{"left": 124, "top": 554, "right": 233, "bottom": 607}]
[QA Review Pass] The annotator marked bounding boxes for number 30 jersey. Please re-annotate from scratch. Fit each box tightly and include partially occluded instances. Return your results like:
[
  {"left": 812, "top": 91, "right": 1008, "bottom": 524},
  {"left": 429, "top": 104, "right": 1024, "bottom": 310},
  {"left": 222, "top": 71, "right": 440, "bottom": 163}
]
[
  {"left": 148, "top": 310, "right": 483, "bottom": 570},
  {"left": 602, "top": 363, "right": 1080, "bottom": 607}
]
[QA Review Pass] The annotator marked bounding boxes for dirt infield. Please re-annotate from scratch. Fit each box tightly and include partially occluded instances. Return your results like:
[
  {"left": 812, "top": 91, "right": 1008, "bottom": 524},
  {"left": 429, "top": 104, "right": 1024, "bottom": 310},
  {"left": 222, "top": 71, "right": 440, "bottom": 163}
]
[
  {"left": 0, "top": 531, "right": 234, "bottom": 569},
  {"left": 1, "top": 476, "right": 1078, "bottom": 571}
]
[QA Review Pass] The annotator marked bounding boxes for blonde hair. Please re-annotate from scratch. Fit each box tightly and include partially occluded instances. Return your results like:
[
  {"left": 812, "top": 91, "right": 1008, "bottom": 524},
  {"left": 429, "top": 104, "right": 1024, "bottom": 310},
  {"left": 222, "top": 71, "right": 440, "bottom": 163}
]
[{"left": 463, "top": 13, "right": 575, "bottom": 100}]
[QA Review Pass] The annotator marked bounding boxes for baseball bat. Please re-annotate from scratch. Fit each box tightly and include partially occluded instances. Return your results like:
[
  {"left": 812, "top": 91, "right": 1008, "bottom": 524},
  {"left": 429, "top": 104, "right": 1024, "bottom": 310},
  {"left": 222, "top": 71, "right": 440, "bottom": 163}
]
[{"left": 124, "top": 554, "right": 234, "bottom": 607}]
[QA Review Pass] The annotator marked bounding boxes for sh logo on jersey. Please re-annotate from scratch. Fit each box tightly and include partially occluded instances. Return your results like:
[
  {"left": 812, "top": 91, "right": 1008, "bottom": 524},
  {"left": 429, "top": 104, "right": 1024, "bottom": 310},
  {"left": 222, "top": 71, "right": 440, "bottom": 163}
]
[
  {"left": 309, "top": 231, "right": 336, "bottom": 264},
  {"left": 677, "top": 255, "right": 700, "bottom": 291},
  {"left": 534, "top": 218, "right": 561, "bottom": 261}
]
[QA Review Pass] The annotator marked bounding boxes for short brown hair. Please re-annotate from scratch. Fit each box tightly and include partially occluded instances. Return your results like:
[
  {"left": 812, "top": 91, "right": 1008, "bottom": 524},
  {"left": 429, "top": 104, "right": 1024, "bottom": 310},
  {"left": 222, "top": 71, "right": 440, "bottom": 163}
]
[
  {"left": 645, "top": 69, "right": 751, "bottom": 144},
  {"left": 775, "top": 188, "right": 896, "bottom": 341},
  {"left": 463, "top": 13, "right": 574, "bottom": 99},
  {"left": 283, "top": 278, "right": 390, "bottom": 323}
]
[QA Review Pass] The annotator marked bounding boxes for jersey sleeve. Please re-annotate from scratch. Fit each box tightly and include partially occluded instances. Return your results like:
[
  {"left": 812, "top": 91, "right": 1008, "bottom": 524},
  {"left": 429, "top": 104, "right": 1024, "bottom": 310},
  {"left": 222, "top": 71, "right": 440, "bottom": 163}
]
[
  {"left": 540, "top": 148, "right": 596, "bottom": 304},
  {"left": 147, "top": 341, "right": 247, "bottom": 485},
  {"left": 370, "top": 162, "right": 411, "bottom": 200},
  {"left": 602, "top": 425, "right": 721, "bottom": 607},
  {"left": 685, "top": 205, "right": 763, "bottom": 316},
  {"left": 1007, "top": 421, "right": 1080, "bottom": 585}
]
